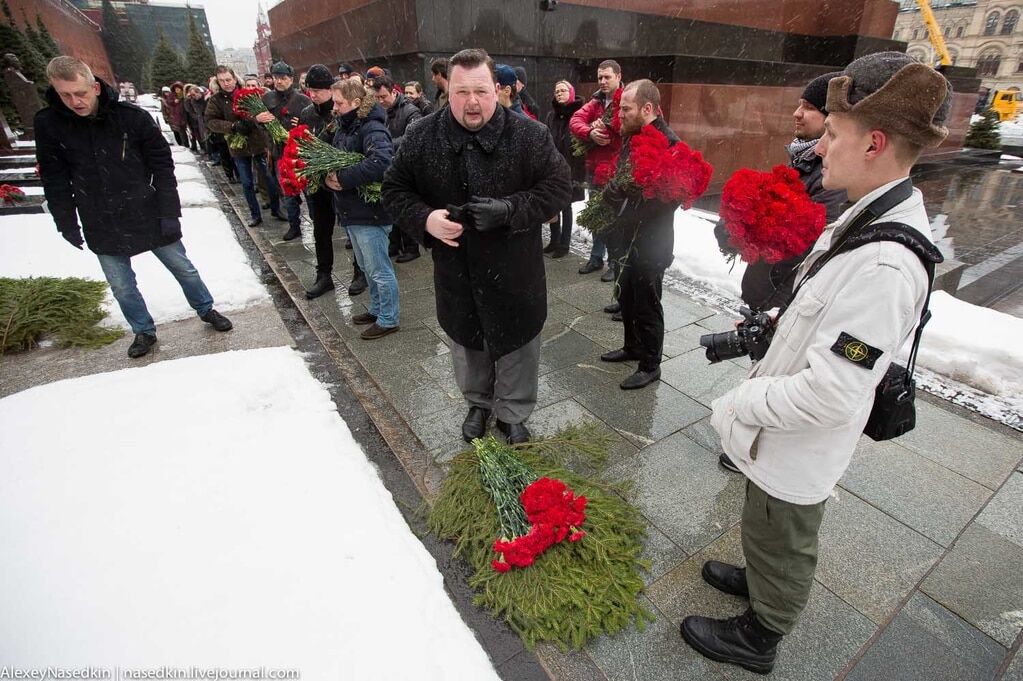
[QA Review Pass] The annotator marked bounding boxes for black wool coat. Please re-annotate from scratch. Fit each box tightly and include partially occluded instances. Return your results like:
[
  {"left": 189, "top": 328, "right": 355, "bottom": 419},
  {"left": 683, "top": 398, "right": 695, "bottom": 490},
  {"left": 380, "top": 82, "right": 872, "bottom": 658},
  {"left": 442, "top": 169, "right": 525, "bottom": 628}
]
[
  {"left": 35, "top": 79, "right": 182, "bottom": 257},
  {"left": 544, "top": 95, "right": 586, "bottom": 202},
  {"left": 382, "top": 106, "right": 572, "bottom": 357}
]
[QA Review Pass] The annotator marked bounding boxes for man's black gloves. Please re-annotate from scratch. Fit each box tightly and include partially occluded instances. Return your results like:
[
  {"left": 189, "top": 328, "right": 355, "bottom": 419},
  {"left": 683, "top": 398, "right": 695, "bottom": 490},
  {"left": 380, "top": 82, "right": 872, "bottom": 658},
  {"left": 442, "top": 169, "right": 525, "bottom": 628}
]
[
  {"left": 232, "top": 119, "right": 255, "bottom": 135},
  {"left": 159, "top": 217, "right": 182, "bottom": 238},
  {"left": 60, "top": 227, "right": 84, "bottom": 250},
  {"left": 466, "top": 195, "right": 512, "bottom": 233}
]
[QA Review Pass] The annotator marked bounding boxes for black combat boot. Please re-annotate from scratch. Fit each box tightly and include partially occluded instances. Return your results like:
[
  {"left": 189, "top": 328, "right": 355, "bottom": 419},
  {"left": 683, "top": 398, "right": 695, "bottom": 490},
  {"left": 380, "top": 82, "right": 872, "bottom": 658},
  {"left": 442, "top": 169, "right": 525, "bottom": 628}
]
[
  {"left": 305, "top": 272, "right": 335, "bottom": 299},
  {"left": 701, "top": 560, "right": 749, "bottom": 598},
  {"left": 681, "top": 608, "right": 782, "bottom": 675}
]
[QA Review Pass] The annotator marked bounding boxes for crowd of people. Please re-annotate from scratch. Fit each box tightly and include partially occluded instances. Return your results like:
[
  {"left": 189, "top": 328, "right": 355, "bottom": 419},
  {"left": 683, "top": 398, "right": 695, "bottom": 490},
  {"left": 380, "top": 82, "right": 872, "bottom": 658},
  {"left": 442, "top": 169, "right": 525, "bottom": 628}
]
[{"left": 36, "top": 47, "right": 953, "bottom": 676}]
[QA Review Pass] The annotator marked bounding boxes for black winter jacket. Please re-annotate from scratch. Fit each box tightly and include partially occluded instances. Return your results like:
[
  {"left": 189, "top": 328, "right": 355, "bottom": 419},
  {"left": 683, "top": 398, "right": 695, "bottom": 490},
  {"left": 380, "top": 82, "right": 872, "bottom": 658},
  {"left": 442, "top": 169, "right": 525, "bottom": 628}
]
[
  {"left": 298, "top": 98, "right": 336, "bottom": 142},
  {"left": 35, "top": 78, "right": 182, "bottom": 257},
  {"left": 330, "top": 102, "right": 393, "bottom": 227},
  {"left": 544, "top": 96, "right": 586, "bottom": 202},
  {"left": 382, "top": 106, "right": 572, "bottom": 357},
  {"left": 384, "top": 93, "right": 422, "bottom": 153},
  {"left": 204, "top": 87, "right": 268, "bottom": 158},
  {"left": 262, "top": 85, "right": 311, "bottom": 158}
]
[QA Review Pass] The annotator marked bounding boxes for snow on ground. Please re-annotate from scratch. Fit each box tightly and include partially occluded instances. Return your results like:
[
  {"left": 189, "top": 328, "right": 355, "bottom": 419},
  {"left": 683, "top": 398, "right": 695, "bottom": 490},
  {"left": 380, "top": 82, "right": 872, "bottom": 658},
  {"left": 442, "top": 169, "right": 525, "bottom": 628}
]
[
  {"left": 0, "top": 207, "right": 268, "bottom": 327},
  {"left": 0, "top": 346, "right": 501, "bottom": 680},
  {"left": 1000, "top": 117, "right": 1023, "bottom": 146}
]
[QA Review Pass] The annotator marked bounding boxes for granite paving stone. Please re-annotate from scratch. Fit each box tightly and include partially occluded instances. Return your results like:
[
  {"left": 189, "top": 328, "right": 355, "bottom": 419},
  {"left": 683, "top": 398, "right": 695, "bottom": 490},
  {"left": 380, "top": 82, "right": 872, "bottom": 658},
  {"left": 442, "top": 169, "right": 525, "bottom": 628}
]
[
  {"left": 639, "top": 523, "right": 690, "bottom": 587},
  {"left": 547, "top": 298, "right": 589, "bottom": 326},
  {"left": 662, "top": 290, "right": 717, "bottom": 330},
  {"left": 540, "top": 355, "right": 635, "bottom": 396},
  {"left": 1006, "top": 649, "right": 1023, "bottom": 681},
  {"left": 696, "top": 311, "right": 743, "bottom": 332},
  {"left": 576, "top": 378, "right": 710, "bottom": 448},
  {"left": 839, "top": 438, "right": 993, "bottom": 546},
  {"left": 816, "top": 489, "right": 944, "bottom": 624},
  {"left": 569, "top": 311, "right": 628, "bottom": 351},
  {"left": 720, "top": 582, "right": 877, "bottom": 681},
  {"left": 586, "top": 596, "right": 722, "bottom": 681},
  {"left": 534, "top": 645, "right": 609, "bottom": 681},
  {"left": 606, "top": 431, "right": 745, "bottom": 554},
  {"left": 659, "top": 347, "right": 747, "bottom": 407},
  {"left": 896, "top": 400, "right": 1023, "bottom": 490},
  {"left": 539, "top": 329, "right": 607, "bottom": 374},
  {"left": 407, "top": 403, "right": 468, "bottom": 451},
  {"left": 495, "top": 650, "right": 552, "bottom": 681},
  {"left": 975, "top": 471, "right": 1023, "bottom": 548},
  {"left": 396, "top": 287, "right": 444, "bottom": 322},
  {"left": 662, "top": 323, "right": 709, "bottom": 358},
  {"left": 418, "top": 315, "right": 453, "bottom": 348},
  {"left": 921, "top": 523, "right": 1023, "bottom": 647},
  {"left": 346, "top": 325, "right": 449, "bottom": 375},
  {"left": 552, "top": 279, "right": 619, "bottom": 314},
  {"left": 845, "top": 592, "right": 1006, "bottom": 681},
  {"left": 681, "top": 417, "right": 725, "bottom": 455}
]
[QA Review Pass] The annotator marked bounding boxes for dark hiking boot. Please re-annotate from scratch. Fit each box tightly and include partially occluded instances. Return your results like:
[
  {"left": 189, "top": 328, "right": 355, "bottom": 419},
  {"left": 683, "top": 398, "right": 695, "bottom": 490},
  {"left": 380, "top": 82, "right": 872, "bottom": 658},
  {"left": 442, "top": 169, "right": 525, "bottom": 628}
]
[
  {"left": 200, "top": 310, "right": 233, "bottom": 332},
  {"left": 701, "top": 561, "right": 749, "bottom": 598},
  {"left": 604, "top": 301, "right": 621, "bottom": 314},
  {"left": 281, "top": 224, "right": 301, "bottom": 241},
  {"left": 247, "top": 217, "right": 263, "bottom": 227},
  {"left": 611, "top": 311, "right": 624, "bottom": 322},
  {"left": 127, "top": 333, "right": 157, "bottom": 359},
  {"left": 496, "top": 419, "right": 531, "bottom": 444},
  {"left": 396, "top": 250, "right": 420, "bottom": 263},
  {"left": 462, "top": 406, "right": 491, "bottom": 442},
  {"left": 600, "top": 265, "right": 616, "bottom": 283},
  {"left": 578, "top": 259, "right": 603, "bottom": 275},
  {"left": 347, "top": 272, "right": 367, "bottom": 296},
  {"left": 681, "top": 609, "right": 781, "bottom": 675},
  {"left": 620, "top": 368, "right": 660, "bottom": 390},
  {"left": 552, "top": 247, "right": 569, "bottom": 259},
  {"left": 305, "top": 273, "right": 335, "bottom": 299},
  {"left": 543, "top": 242, "right": 556, "bottom": 254}
]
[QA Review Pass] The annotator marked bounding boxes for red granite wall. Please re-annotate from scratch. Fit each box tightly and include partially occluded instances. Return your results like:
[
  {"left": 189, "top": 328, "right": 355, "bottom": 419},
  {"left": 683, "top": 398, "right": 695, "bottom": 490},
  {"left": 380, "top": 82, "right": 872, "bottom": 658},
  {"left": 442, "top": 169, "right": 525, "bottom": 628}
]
[{"left": 7, "top": 0, "right": 114, "bottom": 83}]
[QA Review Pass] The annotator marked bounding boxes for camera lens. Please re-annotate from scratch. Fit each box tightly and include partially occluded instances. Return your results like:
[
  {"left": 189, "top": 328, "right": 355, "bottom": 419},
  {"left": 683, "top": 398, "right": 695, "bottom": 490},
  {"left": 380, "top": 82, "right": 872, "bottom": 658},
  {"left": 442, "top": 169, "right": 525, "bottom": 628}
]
[{"left": 699, "top": 331, "right": 747, "bottom": 363}]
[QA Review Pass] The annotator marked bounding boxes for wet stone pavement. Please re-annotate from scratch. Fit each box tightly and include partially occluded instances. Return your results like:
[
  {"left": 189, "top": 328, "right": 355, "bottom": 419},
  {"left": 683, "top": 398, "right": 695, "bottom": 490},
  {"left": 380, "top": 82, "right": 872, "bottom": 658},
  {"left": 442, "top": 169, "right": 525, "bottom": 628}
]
[{"left": 219, "top": 176, "right": 1023, "bottom": 680}]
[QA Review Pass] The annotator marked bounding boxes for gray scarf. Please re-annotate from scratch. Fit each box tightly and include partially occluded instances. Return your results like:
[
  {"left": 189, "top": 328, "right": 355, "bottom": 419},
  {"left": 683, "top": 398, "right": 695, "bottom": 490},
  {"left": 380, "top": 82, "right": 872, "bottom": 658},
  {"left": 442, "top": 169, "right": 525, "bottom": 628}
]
[{"left": 787, "top": 137, "right": 818, "bottom": 159}]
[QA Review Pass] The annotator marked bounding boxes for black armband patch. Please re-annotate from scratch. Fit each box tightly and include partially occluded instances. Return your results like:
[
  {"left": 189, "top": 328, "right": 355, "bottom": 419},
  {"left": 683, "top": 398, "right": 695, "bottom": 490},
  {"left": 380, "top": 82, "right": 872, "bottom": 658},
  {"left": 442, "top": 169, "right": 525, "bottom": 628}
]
[{"left": 831, "top": 332, "right": 883, "bottom": 370}]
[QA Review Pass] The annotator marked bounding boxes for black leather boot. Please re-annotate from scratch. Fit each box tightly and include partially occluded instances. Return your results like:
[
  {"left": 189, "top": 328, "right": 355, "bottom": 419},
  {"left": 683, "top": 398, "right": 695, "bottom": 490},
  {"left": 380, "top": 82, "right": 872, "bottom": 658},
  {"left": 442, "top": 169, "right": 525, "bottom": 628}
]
[
  {"left": 462, "top": 406, "right": 491, "bottom": 442},
  {"left": 681, "top": 608, "right": 782, "bottom": 675},
  {"left": 305, "top": 272, "right": 335, "bottom": 299},
  {"left": 701, "top": 560, "right": 749, "bottom": 598}
]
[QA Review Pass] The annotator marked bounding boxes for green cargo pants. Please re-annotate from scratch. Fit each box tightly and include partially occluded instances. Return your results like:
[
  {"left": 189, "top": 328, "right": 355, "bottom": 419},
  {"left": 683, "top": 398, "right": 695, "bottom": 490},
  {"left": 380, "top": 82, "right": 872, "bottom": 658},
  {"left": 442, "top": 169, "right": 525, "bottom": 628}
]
[{"left": 741, "top": 479, "right": 827, "bottom": 635}]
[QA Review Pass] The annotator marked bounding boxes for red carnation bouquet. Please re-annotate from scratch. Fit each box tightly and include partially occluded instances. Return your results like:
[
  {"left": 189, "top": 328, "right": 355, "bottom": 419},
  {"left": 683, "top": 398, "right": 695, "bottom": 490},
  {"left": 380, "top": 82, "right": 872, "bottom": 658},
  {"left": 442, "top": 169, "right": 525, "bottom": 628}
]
[
  {"left": 571, "top": 88, "right": 622, "bottom": 158},
  {"left": 0, "top": 184, "right": 26, "bottom": 205},
  {"left": 231, "top": 87, "right": 288, "bottom": 145},
  {"left": 719, "top": 165, "right": 827, "bottom": 264},
  {"left": 276, "top": 125, "right": 382, "bottom": 202},
  {"left": 578, "top": 123, "right": 713, "bottom": 236},
  {"left": 474, "top": 436, "right": 587, "bottom": 573}
]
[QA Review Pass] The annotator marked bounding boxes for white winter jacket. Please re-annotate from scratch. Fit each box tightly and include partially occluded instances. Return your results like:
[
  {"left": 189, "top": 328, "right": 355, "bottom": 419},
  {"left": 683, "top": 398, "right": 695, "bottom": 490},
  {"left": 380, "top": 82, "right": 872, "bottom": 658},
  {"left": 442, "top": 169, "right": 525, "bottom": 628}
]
[{"left": 711, "top": 178, "right": 933, "bottom": 505}]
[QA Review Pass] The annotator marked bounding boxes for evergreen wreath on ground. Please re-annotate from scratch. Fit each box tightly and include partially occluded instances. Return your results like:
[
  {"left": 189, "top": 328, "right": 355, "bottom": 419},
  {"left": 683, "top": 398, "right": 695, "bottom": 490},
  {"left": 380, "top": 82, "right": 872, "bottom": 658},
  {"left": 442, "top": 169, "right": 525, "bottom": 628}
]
[
  {"left": 0, "top": 277, "right": 123, "bottom": 354},
  {"left": 427, "top": 424, "right": 654, "bottom": 650}
]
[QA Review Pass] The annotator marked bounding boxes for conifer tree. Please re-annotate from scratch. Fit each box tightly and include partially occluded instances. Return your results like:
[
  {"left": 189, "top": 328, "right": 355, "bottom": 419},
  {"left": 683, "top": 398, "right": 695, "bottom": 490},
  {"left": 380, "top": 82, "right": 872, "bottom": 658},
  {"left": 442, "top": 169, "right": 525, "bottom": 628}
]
[
  {"left": 100, "top": 0, "right": 145, "bottom": 86},
  {"left": 184, "top": 12, "right": 216, "bottom": 85},
  {"left": 35, "top": 15, "right": 61, "bottom": 58},
  {"left": 965, "top": 108, "right": 1002, "bottom": 150},
  {"left": 0, "top": 9, "right": 50, "bottom": 99},
  {"left": 150, "top": 30, "right": 186, "bottom": 89}
]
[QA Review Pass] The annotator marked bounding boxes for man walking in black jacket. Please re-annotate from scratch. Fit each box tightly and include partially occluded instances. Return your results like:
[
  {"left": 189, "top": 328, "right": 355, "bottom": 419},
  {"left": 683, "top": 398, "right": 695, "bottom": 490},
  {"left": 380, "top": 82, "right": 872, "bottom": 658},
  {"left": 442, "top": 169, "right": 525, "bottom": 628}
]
[
  {"left": 258, "top": 60, "right": 311, "bottom": 241},
  {"left": 373, "top": 75, "right": 423, "bottom": 263},
  {"left": 35, "top": 57, "right": 232, "bottom": 359}
]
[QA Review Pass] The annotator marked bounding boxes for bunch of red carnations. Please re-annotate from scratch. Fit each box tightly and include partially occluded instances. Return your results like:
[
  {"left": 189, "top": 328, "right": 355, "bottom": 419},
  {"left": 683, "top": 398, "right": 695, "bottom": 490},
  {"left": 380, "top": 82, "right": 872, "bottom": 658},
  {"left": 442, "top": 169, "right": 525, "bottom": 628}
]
[
  {"left": 719, "top": 165, "right": 827, "bottom": 264},
  {"left": 276, "top": 125, "right": 382, "bottom": 202},
  {"left": 491, "top": 477, "right": 588, "bottom": 573},
  {"left": 231, "top": 87, "right": 288, "bottom": 145},
  {"left": 0, "top": 184, "right": 26, "bottom": 205}
]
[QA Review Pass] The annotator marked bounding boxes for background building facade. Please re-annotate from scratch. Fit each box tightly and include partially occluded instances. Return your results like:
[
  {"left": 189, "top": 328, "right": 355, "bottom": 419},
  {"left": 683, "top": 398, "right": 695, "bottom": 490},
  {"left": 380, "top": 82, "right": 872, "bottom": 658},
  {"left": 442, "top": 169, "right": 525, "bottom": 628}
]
[
  {"left": 72, "top": 0, "right": 215, "bottom": 58},
  {"left": 895, "top": 0, "right": 1021, "bottom": 96},
  {"left": 216, "top": 47, "right": 259, "bottom": 78}
]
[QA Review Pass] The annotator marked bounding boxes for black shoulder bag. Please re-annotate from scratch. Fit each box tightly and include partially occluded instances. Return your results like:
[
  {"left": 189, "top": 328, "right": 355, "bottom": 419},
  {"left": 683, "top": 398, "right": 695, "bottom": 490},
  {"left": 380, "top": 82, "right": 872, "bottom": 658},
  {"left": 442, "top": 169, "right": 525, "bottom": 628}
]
[{"left": 781, "top": 179, "right": 942, "bottom": 441}]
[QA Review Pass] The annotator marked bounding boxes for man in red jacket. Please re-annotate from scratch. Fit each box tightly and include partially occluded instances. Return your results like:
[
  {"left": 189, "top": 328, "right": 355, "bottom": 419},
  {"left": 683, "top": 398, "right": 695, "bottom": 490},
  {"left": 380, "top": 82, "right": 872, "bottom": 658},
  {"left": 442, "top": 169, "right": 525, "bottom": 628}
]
[{"left": 570, "top": 59, "right": 623, "bottom": 282}]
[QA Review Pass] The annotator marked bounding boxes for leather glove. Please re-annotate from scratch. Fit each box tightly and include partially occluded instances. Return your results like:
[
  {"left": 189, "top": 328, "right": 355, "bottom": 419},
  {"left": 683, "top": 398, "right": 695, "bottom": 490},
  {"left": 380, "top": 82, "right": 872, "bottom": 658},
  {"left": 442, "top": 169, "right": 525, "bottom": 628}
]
[
  {"left": 60, "top": 227, "right": 84, "bottom": 250},
  {"left": 159, "top": 217, "right": 181, "bottom": 238},
  {"left": 232, "top": 119, "right": 255, "bottom": 135},
  {"left": 466, "top": 195, "right": 512, "bottom": 233}
]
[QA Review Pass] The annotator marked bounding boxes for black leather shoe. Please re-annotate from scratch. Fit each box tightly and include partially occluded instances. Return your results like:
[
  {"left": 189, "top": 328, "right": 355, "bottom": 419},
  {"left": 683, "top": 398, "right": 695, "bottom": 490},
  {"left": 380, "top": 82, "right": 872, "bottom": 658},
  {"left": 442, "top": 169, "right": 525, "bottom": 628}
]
[
  {"left": 127, "top": 333, "right": 157, "bottom": 358},
  {"left": 496, "top": 419, "right": 530, "bottom": 444},
  {"left": 620, "top": 368, "right": 660, "bottom": 390},
  {"left": 281, "top": 224, "right": 301, "bottom": 241},
  {"left": 395, "top": 251, "right": 420, "bottom": 263},
  {"left": 681, "top": 609, "right": 781, "bottom": 675},
  {"left": 701, "top": 560, "right": 749, "bottom": 598},
  {"left": 351, "top": 312, "right": 377, "bottom": 325},
  {"left": 271, "top": 211, "right": 288, "bottom": 221},
  {"left": 600, "top": 266, "right": 616, "bottom": 283},
  {"left": 261, "top": 201, "right": 271, "bottom": 209},
  {"left": 200, "top": 309, "right": 233, "bottom": 332},
  {"left": 601, "top": 348, "right": 639, "bottom": 363},
  {"left": 719, "top": 453, "right": 741, "bottom": 473},
  {"left": 611, "top": 311, "right": 623, "bottom": 322},
  {"left": 543, "top": 242, "right": 556, "bottom": 254},
  {"left": 552, "top": 247, "right": 569, "bottom": 259},
  {"left": 603, "top": 301, "right": 621, "bottom": 314},
  {"left": 462, "top": 406, "right": 491, "bottom": 442},
  {"left": 247, "top": 217, "right": 262, "bottom": 227},
  {"left": 305, "top": 273, "right": 335, "bottom": 299},
  {"left": 578, "top": 259, "right": 603, "bottom": 275},
  {"left": 347, "top": 273, "right": 367, "bottom": 296}
]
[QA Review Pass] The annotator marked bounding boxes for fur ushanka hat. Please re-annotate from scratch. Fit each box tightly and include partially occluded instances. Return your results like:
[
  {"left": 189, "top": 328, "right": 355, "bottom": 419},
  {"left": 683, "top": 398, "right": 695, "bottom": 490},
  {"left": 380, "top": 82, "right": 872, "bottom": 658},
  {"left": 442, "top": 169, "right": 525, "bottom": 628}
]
[{"left": 826, "top": 51, "right": 953, "bottom": 148}]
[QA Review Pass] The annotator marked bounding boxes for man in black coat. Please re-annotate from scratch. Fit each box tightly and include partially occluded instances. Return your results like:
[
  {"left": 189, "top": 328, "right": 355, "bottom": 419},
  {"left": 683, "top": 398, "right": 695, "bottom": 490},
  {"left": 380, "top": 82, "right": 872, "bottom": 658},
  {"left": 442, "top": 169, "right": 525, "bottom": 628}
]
[
  {"left": 258, "top": 60, "right": 312, "bottom": 241},
  {"left": 35, "top": 56, "right": 232, "bottom": 359},
  {"left": 382, "top": 48, "right": 572, "bottom": 444},
  {"left": 598, "top": 80, "right": 682, "bottom": 390}
]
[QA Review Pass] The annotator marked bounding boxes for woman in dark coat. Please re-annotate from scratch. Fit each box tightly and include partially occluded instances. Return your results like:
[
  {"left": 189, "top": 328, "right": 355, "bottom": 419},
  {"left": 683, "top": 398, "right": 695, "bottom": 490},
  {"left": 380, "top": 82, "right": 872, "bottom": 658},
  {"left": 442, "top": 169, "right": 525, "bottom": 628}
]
[{"left": 543, "top": 80, "right": 585, "bottom": 257}]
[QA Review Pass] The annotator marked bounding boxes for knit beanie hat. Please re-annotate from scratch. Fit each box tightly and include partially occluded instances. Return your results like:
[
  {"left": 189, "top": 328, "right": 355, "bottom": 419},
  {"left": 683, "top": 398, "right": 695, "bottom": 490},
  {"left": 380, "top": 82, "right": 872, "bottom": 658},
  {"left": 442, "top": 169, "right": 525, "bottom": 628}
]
[
  {"left": 826, "top": 51, "right": 952, "bottom": 148},
  {"left": 801, "top": 72, "right": 841, "bottom": 114},
  {"left": 271, "top": 60, "right": 294, "bottom": 77},
  {"left": 495, "top": 64, "right": 518, "bottom": 88},
  {"left": 305, "top": 64, "right": 334, "bottom": 89},
  {"left": 513, "top": 66, "right": 527, "bottom": 85}
]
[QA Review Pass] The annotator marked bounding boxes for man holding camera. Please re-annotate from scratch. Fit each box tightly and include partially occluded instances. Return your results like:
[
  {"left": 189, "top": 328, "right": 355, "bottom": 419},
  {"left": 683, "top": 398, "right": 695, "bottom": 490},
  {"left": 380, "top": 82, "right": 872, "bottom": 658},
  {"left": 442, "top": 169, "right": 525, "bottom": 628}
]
[
  {"left": 382, "top": 48, "right": 571, "bottom": 445},
  {"left": 681, "top": 52, "right": 950, "bottom": 674}
]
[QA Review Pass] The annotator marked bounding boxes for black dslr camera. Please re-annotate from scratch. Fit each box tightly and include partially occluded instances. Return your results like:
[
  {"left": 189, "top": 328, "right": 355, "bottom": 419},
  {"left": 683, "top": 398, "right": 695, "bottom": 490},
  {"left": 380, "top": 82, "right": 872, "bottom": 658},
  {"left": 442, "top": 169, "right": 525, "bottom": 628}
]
[{"left": 699, "top": 307, "right": 775, "bottom": 363}]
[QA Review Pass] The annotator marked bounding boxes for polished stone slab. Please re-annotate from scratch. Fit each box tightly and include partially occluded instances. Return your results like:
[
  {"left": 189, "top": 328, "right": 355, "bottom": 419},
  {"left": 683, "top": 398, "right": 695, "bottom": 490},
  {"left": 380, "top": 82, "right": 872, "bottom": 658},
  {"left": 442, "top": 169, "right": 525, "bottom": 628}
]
[
  {"left": 576, "top": 378, "right": 710, "bottom": 449},
  {"left": 659, "top": 347, "right": 747, "bottom": 407},
  {"left": 975, "top": 471, "right": 1023, "bottom": 548}
]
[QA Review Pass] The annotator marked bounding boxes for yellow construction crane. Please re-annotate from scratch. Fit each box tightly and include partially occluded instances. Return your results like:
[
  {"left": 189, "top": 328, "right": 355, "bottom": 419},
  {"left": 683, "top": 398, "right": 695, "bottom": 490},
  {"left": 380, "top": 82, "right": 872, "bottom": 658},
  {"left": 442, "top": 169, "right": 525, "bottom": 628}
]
[{"left": 916, "top": 0, "right": 953, "bottom": 66}]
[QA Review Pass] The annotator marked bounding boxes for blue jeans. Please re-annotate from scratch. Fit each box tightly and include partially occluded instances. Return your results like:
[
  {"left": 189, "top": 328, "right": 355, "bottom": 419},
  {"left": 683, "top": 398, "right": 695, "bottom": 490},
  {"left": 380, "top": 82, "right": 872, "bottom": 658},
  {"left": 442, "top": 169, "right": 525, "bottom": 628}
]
[
  {"left": 589, "top": 234, "right": 606, "bottom": 263},
  {"left": 348, "top": 224, "right": 399, "bottom": 328},
  {"left": 97, "top": 240, "right": 214, "bottom": 335},
  {"left": 268, "top": 155, "right": 302, "bottom": 228},
  {"left": 234, "top": 154, "right": 279, "bottom": 220}
]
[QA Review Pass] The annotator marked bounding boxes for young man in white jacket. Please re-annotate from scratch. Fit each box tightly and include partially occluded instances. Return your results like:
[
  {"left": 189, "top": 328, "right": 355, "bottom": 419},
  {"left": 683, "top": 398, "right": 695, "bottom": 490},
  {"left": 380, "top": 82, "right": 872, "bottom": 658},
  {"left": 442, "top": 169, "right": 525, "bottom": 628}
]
[{"left": 680, "top": 52, "right": 952, "bottom": 674}]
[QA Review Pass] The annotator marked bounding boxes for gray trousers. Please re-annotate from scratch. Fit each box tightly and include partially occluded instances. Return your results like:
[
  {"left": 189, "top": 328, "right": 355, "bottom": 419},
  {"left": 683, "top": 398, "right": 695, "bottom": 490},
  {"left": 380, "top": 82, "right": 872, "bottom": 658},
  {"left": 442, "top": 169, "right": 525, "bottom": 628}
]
[{"left": 450, "top": 334, "right": 541, "bottom": 424}]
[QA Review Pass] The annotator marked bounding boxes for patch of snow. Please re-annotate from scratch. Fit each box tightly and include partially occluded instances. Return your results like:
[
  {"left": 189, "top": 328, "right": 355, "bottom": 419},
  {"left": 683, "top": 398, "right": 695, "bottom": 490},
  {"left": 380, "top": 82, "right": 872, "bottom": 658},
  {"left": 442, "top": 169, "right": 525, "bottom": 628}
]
[
  {"left": 0, "top": 208, "right": 269, "bottom": 327},
  {"left": 178, "top": 180, "right": 218, "bottom": 207},
  {"left": 174, "top": 163, "right": 203, "bottom": 183},
  {"left": 171, "top": 147, "right": 199, "bottom": 165},
  {"left": 0, "top": 347, "right": 501, "bottom": 679},
  {"left": 0, "top": 167, "right": 32, "bottom": 176},
  {"left": 1000, "top": 118, "right": 1023, "bottom": 146},
  {"left": 1001, "top": 154, "right": 1023, "bottom": 161},
  {"left": 18, "top": 186, "right": 44, "bottom": 196}
]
